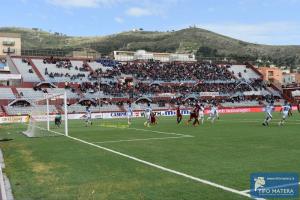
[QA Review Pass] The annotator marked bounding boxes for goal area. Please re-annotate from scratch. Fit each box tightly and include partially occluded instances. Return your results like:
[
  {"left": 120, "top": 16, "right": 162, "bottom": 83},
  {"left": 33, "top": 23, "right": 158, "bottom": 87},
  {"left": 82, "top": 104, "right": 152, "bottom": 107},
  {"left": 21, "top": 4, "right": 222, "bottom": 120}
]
[{"left": 23, "top": 92, "right": 68, "bottom": 137}]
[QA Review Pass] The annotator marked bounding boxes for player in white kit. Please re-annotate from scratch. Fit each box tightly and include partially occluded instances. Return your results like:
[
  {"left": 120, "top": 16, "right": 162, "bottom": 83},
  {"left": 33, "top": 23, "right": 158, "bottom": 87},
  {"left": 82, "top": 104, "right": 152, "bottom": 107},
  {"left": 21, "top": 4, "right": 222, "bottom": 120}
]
[
  {"left": 127, "top": 102, "right": 133, "bottom": 125},
  {"left": 85, "top": 106, "right": 92, "bottom": 127},
  {"left": 278, "top": 101, "right": 291, "bottom": 126},
  {"left": 262, "top": 101, "right": 274, "bottom": 126},
  {"left": 198, "top": 104, "right": 205, "bottom": 124},
  {"left": 144, "top": 103, "right": 152, "bottom": 127},
  {"left": 207, "top": 103, "right": 218, "bottom": 123}
]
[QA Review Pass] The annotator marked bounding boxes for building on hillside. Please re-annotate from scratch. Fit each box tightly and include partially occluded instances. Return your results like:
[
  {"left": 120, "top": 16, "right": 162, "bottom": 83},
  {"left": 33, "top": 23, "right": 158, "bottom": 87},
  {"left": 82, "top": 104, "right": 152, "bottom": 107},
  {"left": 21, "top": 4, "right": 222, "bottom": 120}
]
[
  {"left": 296, "top": 73, "right": 300, "bottom": 83},
  {"left": 113, "top": 50, "right": 196, "bottom": 62},
  {"left": 258, "top": 66, "right": 300, "bottom": 87},
  {"left": 69, "top": 49, "right": 101, "bottom": 59},
  {"left": 258, "top": 67, "right": 283, "bottom": 86},
  {"left": 282, "top": 84, "right": 300, "bottom": 102},
  {"left": 283, "top": 73, "right": 297, "bottom": 85},
  {"left": 0, "top": 33, "right": 21, "bottom": 57}
]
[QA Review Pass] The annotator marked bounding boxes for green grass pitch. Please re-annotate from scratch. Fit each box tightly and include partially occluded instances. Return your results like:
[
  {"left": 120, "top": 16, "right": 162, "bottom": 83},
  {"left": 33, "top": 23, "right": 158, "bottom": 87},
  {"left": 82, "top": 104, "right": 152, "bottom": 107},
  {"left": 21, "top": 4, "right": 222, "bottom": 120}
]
[{"left": 0, "top": 112, "right": 299, "bottom": 200}]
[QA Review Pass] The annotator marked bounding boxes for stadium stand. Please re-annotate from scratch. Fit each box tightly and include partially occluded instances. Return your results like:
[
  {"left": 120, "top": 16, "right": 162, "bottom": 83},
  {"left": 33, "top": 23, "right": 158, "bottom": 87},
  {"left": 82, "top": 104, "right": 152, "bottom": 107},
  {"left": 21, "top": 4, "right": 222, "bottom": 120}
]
[
  {"left": 32, "top": 58, "right": 91, "bottom": 82},
  {"left": 17, "top": 87, "right": 79, "bottom": 99},
  {"left": 0, "top": 88, "right": 15, "bottom": 100},
  {"left": 88, "top": 61, "right": 108, "bottom": 72},
  {"left": 221, "top": 101, "right": 260, "bottom": 107},
  {"left": 5, "top": 105, "right": 57, "bottom": 115},
  {"left": 267, "top": 86, "right": 281, "bottom": 97},
  {"left": 117, "top": 62, "right": 235, "bottom": 81},
  {"left": 0, "top": 55, "right": 287, "bottom": 116},
  {"left": 229, "top": 65, "right": 261, "bottom": 80},
  {"left": 17, "top": 88, "right": 45, "bottom": 99},
  {"left": 96, "top": 58, "right": 120, "bottom": 67},
  {"left": 0, "top": 106, "right": 5, "bottom": 116},
  {"left": 11, "top": 57, "right": 41, "bottom": 82}
]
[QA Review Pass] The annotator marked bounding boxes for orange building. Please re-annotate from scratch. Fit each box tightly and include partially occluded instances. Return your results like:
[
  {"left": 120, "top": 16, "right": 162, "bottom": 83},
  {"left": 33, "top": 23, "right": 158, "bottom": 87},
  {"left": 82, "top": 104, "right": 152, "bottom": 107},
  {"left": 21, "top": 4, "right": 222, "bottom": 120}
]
[
  {"left": 296, "top": 73, "right": 300, "bottom": 83},
  {"left": 258, "top": 67, "right": 283, "bottom": 87}
]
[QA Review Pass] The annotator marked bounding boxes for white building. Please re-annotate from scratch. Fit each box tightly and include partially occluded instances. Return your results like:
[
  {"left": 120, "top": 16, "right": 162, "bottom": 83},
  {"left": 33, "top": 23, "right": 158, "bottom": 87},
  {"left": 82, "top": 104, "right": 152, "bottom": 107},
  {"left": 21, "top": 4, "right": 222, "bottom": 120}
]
[
  {"left": 114, "top": 50, "right": 196, "bottom": 62},
  {"left": 0, "top": 32, "right": 21, "bottom": 57},
  {"left": 283, "top": 73, "right": 296, "bottom": 85}
]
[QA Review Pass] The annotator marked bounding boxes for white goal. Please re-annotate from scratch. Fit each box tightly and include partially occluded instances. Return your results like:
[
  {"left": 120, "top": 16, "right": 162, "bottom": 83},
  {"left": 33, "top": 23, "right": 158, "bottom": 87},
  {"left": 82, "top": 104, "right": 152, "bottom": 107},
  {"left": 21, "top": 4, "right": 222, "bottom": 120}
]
[{"left": 23, "top": 92, "right": 68, "bottom": 137}]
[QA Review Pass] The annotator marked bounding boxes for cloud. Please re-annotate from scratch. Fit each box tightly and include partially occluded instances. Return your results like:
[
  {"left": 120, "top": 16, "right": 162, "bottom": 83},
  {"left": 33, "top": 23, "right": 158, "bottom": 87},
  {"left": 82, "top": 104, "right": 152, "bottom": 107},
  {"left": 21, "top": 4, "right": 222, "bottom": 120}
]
[
  {"left": 47, "top": 0, "right": 120, "bottom": 8},
  {"left": 114, "top": 17, "right": 124, "bottom": 23},
  {"left": 46, "top": 0, "right": 180, "bottom": 19},
  {"left": 198, "top": 22, "right": 300, "bottom": 45},
  {"left": 124, "top": 0, "right": 180, "bottom": 17},
  {"left": 125, "top": 7, "right": 152, "bottom": 17}
]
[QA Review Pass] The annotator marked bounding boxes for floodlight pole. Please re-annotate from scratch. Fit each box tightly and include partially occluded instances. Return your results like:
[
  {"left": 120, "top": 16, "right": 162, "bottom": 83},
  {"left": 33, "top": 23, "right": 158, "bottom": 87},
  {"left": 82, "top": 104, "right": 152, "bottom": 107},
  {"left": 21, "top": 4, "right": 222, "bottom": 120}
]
[{"left": 64, "top": 91, "right": 68, "bottom": 136}]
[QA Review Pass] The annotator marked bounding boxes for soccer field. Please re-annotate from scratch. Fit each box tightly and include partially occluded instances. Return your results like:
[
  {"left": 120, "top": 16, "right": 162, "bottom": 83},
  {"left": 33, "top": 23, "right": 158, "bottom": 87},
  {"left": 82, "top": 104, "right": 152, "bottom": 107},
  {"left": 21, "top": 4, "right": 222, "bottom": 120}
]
[{"left": 0, "top": 112, "right": 299, "bottom": 200}]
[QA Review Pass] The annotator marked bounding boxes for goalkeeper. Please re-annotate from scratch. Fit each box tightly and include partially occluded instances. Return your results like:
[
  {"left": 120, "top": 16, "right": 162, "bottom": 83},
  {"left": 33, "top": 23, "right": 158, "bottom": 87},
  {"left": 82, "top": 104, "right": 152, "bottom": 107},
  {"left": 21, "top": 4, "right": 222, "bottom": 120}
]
[{"left": 55, "top": 112, "right": 62, "bottom": 128}]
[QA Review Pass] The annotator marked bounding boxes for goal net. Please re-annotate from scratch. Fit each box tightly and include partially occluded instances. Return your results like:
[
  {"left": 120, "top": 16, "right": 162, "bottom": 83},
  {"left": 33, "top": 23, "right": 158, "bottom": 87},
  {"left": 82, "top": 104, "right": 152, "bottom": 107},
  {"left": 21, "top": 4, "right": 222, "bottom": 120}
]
[{"left": 23, "top": 92, "right": 68, "bottom": 137}]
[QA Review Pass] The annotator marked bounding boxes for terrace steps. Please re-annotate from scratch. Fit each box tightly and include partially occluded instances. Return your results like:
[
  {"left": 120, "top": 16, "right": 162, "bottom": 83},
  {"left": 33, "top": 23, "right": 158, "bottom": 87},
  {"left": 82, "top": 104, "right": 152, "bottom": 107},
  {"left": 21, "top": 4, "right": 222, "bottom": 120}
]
[
  {"left": 28, "top": 58, "right": 45, "bottom": 81},
  {"left": 11, "top": 86, "right": 20, "bottom": 98},
  {"left": 0, "top": 105, "right": 6, "bottom": 116},
  {"left": 83, "top": 61, "right": 95, "bottom": 73}
]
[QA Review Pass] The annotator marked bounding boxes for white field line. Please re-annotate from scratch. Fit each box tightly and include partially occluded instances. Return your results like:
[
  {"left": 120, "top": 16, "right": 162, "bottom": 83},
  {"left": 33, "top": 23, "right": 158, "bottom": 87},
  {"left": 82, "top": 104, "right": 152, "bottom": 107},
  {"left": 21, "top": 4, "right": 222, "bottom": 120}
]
[
  {"left": 241, "top": 182, "right": 300, "bottom": 193},
  {"left": 240, "top": 189, "right": 251, "bottom": 193},
  {"left": 0, "top": 167, "right": 7, "bottom": 200},
  {"left": 29, "top": 125, "right": 252, "bottom": 199},
  {"left": 220, "top": 121, "right": 300, "bottom": 125},
  {"left": 97, "top": 125, "right": 193, "bottom": 137},
  {"left": 129, "top": 127, "right": 192, "bottom": 137},
  {"left": 93, "top": 135, "right": 193, "bottom": 144},
  {"left": 162, "top": 117, "right": 300, "bottom": 123},
  {"left": 239, "top": 190, "right": 266, "bottom": 200}
]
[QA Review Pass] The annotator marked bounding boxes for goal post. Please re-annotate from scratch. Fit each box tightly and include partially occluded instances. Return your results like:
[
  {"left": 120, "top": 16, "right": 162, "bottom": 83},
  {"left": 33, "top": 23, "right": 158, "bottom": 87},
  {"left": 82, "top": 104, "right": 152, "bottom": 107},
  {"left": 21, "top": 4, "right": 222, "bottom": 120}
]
[
  {"left": 46, "top": 97, "right": 50, "bottom": 131},
  {"left": 64, "top": 91, "right": 68, "bottom": 136},
  {"left": 23, "top": 91, "right": 68, "bottom": 137}
]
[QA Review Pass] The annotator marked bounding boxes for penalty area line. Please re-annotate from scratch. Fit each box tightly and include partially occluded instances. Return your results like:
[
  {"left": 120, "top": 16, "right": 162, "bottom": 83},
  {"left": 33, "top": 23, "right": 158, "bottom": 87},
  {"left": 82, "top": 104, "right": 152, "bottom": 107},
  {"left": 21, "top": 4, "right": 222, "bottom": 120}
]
[
  {"left": 97, "top": 125, "right": 193, "bottom": 137},
  {"left": 93, "top": 135, "right": 193, "bottom": 144},
  {"left": 218, "top": 119, "right": 300, "bottom": 125},
  {"left": 29, "top": 125, "right": 252, "bottom": 199}
]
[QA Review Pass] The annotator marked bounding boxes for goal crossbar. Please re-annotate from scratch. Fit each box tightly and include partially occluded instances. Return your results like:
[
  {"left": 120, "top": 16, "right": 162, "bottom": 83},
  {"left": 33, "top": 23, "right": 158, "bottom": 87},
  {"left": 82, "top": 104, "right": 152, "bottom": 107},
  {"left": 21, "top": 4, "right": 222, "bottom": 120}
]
[{"left": 23, "top": 91, "right": 68, "bottom": 137}]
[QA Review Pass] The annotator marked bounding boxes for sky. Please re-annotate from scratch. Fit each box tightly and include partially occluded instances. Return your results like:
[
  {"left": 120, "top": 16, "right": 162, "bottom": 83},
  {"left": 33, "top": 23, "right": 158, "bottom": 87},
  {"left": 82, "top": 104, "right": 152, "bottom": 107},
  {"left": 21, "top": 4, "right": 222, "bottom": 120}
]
[{"left": 1, "top": 0, "right": 300, "bottom": 45}]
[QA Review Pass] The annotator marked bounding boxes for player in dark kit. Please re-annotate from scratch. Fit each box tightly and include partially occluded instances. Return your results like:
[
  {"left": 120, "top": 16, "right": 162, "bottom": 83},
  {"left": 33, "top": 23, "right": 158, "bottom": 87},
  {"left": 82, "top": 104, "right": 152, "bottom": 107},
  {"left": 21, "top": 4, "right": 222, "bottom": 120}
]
[
  {"left": 55, "top": 112, "right": 62, "bottom": 128},
  {"left": 176, "top": 106, "right": 182, "bottom": 124},
  {"left": 192, "top": 103, "right": 201, "bottom": 126},
  {"left": 186, "top": 103, "right": 200, "bottom": 126},
  {"left": 150, "top": 112, "right": 157, "bottom": 125}
]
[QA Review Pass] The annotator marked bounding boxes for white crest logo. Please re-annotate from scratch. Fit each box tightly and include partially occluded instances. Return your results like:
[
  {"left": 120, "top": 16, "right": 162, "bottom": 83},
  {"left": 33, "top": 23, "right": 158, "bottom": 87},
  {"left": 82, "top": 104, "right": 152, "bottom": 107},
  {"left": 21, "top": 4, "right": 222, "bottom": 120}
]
[{"left": 254, "top": 177, "right": 266, "bottom": 191}]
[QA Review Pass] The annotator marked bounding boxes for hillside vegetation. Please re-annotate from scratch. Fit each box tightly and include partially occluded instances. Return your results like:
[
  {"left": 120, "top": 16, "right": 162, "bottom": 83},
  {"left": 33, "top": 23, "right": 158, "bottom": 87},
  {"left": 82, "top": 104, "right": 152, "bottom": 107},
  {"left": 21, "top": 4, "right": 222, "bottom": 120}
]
[{"left": 1, "top": 27, "right": 300, "bottom": 67}]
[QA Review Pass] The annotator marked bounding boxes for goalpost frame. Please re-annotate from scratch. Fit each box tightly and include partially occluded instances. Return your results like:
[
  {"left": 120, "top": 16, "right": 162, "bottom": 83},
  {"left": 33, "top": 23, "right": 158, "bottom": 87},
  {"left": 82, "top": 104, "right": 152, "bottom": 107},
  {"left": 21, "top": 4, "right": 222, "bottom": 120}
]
[
  {"left": 23, "top": 91, "right": 69, "bottom": 138},
  {"left": 64, "top": 91, "right": 68, "bottom": 136},
  {"left": 46, "top": 97, "right": 50, "bottom": 131},
  {"left": 44, "top": 91, "right": 68, "bottom": 136}
]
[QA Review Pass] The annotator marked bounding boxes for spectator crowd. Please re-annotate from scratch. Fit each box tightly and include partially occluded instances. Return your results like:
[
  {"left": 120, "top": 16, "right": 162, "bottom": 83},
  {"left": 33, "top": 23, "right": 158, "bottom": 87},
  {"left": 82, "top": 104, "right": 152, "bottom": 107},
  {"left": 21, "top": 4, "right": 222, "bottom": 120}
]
[{"left": 29, "top": 58, "right": 276, "bottom": 105}]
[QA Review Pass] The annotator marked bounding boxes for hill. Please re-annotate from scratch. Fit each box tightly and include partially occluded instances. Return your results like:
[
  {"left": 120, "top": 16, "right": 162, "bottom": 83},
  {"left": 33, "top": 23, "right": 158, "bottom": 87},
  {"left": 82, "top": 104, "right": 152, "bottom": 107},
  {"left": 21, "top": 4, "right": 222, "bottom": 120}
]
[{"left": 1, "top": 27, "right": 300, "bottom": 67}]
